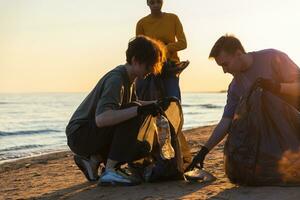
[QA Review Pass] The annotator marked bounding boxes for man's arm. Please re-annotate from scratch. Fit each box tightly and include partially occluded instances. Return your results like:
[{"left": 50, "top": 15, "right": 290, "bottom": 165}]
[
  {"left": 204, "top": 117, "right": 232, "bottom": 150},
  {"left": 258, "top": 79, "right": 300, "bottom": 97},
  {"left": 136, "top": 20, "right": 144, "bottom": 36},
  {"left": 271, "top": 51, "right": 300, "bottom": 96},
  {"left": 186, "top": 117, "right": 232, "bottom": 171},
  {"left": 204, "top": 83, "right": 237, "bottom": 150},
  {"left": 166, "top": 15, "right": 187, "bottom": 53},
  {"left": 280, "top": 82, "right": 300, "bottom": 96},
  {"left": 95, "top": 107, "right": 138, "bottom": 128},
  {"left": 96, "top": 103, "right": 162, "bottom": 128},
  {"left": 96, "top": 99, "right": 158, "bottom": 127},
  {"left": 137, "top": 100, "right": 156, "bottom": 105}
]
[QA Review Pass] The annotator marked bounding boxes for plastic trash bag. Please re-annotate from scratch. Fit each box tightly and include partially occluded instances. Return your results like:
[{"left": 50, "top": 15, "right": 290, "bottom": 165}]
[
  {"left": 136, "top": 98, "right": 192, "bottom": 181},
  {"left": 224, "top": 86, "right": 300, "bottom": 186}
]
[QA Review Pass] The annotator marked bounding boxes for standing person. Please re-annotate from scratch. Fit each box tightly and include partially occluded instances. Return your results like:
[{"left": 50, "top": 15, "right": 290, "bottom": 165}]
[
  {"left": 66, "top": 36, "right": 167, "bottom": 186},
  {"left": 187, "top": 34, "right": 300, "bottom": 171},
  {"left": 134, "top": 1, "right": 192, "bottom": 183},
  {"left": 136, "top": 0, "right": 188, "bottom": 101}
]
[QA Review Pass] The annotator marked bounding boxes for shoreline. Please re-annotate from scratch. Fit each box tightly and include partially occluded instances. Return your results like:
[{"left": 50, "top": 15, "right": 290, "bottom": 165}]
[
  {"left": 0, "top": 126, "right": 211, "bottom": 172},
  {"left": 0, "top": 125, "right": 213, "bottom": 166},
  {"left": 0, "top": 149, "right": 68, "bottom": 166},
  {"left": 1, "top": 125, "right": 300, "bottom": 200},
  {"left": 0, "top": 150, "right": 70, "bottom": 173}
]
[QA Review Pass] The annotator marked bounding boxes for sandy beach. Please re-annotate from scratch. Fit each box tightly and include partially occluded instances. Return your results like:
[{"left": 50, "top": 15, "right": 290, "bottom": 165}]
[{"left": 1, "top": 125, "right": 300, "bottom": 200}]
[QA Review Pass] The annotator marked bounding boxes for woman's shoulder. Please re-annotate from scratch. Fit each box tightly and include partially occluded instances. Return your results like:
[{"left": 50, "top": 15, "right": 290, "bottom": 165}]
[
  {"left": 138, "top": 14, "right": 152, "bottom": 22},
  {"left": 163, "top": 12, "right": 179, "bottom": 19}
]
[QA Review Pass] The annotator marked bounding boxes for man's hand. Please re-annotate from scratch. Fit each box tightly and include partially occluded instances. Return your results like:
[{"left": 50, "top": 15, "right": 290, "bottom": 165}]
[
  {"left": 257, "top": 78, "right": 281, "bottom": 94},
  {"left": 137, "top": 103, "right": 161, "bottom": 116},
  {"left": 185, "top": 146, "right": 209, "bottom": 172}
]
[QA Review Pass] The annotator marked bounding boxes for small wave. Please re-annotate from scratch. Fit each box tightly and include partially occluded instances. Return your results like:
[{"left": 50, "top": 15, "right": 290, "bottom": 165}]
[
  {"left": 0, "top": 129, "right": 61, "bottom": 137},
  {"left": 0, "top": 144, "right": 45, "bottom": 152},
  {"left": 185, "top": 112, "right": 201, "bottom": 115},
  {"left": 201, "top": 104, "right": 223, "bottom": 109},
  {"left": 182, "top": 104, "right": 223, "bottom": 109},
  {"left": 0, "top": 102, "right": 23, "bottom": 105},
  {"left": 0, "top": 154, "right": 24, "bottom": 161}
]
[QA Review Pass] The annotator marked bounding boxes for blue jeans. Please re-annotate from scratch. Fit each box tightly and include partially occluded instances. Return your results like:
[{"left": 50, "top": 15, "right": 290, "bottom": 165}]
[
  {"left": 135, "top": 75, "right": 181, "bottom": 101},
  {"left": 163, "top": 76, "right": 181, "bottom": 101}
]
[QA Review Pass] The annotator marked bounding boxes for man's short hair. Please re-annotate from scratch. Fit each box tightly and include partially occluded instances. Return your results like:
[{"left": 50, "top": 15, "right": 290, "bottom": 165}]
[
  {"left": 126, "top": 35, "right": 166, "bottom": 75},
  {"left": 209, "top": 34, "right": 246, "bottom": 58}
]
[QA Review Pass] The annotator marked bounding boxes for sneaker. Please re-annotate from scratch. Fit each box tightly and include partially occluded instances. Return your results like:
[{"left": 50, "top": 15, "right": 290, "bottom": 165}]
[
  {"left": 73, "top": 154, "right": 101, "bottom": 181},
  {"left": 156, "top": 115, "right": 175, "bottom": 160},
  {"left": 98, "top": 169, "right": 141, "bottom": 186}
]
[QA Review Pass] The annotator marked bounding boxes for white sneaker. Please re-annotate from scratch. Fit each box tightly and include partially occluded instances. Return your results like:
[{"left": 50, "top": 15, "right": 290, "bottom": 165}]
[{"left": 98, "top": 168, "right": 141, "bottom": 186}]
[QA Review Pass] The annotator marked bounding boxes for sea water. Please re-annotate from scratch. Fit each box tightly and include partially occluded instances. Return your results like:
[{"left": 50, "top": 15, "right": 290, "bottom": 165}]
[{"left": 0, "top": 92, "right": 226, "bottom": 163}]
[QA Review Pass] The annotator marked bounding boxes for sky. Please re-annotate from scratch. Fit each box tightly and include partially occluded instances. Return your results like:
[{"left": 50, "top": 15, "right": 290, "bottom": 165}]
[{"left": 1, "top": 0, "right": 300, "bottom": 93}]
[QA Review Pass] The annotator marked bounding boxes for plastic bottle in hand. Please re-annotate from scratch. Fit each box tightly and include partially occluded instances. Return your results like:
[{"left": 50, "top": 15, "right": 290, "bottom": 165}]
[{"left": 156, "top": 115, "right": 175, "bottom": 160}]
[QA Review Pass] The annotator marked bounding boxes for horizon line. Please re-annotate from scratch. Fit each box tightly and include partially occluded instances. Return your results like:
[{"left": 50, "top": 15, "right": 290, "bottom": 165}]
[{"left": 0, "top": 90, "right": 227, "bottom": 94}]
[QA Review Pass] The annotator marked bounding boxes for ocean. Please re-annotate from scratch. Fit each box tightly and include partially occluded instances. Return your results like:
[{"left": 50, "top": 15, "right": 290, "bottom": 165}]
[{"left": 0, "top": 92, "right": 226, "bottom": 163}]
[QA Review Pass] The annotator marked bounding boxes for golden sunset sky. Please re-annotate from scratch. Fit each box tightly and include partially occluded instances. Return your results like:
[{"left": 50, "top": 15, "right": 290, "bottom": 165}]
[{"left": 1, "top": 0, "right": 300, "bottom": 93}]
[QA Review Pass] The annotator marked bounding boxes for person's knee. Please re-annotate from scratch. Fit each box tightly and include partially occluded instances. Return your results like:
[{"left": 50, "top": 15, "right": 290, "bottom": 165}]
[{"left": 67, "top": 135, "right": 82, "bottom": 155}]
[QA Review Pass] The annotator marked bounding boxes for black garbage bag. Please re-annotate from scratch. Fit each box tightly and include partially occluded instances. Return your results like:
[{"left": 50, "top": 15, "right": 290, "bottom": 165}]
[
  {"left": 136, "top": 74, "right": 165, "bottom": 101},
  {"left": 135, "top": 60, "right": 189, "bottom": 101},
  {"left": 135, "top": 98, "right": 192, "bottom": 181},
  {"left": 224, "top": 86, "right": 300, "bottom": 186},
  {"left": 134, "top": 60, "right": 191, "bottom": 182}
]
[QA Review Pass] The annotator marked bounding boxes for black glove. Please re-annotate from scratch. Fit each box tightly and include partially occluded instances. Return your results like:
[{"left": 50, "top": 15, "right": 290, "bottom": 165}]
[
  {"left": 157, "top": 97, "right": 175, "bottom": 111},
  {"left": 137, "top": 103, "right": 161, "bottom": 116},
  {"left": 257, "top": 78, "right": 281, "bottom": 94},
  {"left": 185, "top": 146, "right": 209, "bottom": 172}
]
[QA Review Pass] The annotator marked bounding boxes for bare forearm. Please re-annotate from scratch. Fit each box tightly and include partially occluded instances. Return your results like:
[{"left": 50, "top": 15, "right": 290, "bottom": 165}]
[
  {"left": 204, "top": 118, "right": 231, "bottom": 150},
  {"left": 137, "top": 100, "right": 156, "bottom": 106},
  {"left": 95, "top": 107, "right": 138, "bottom": 127},
  {"left": 280, "top": 82, "right": 300, "bottom": 96}
]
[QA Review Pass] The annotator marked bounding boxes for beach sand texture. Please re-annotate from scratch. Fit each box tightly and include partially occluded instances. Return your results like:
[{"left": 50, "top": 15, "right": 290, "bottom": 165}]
[{"left": 1, "top": 125, "right": 300, "bottom": 200}]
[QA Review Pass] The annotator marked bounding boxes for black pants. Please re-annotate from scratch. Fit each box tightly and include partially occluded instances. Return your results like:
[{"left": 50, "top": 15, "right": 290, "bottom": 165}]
[{"left": 67, "top": 109, "right": 150, "bottom": 163}]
